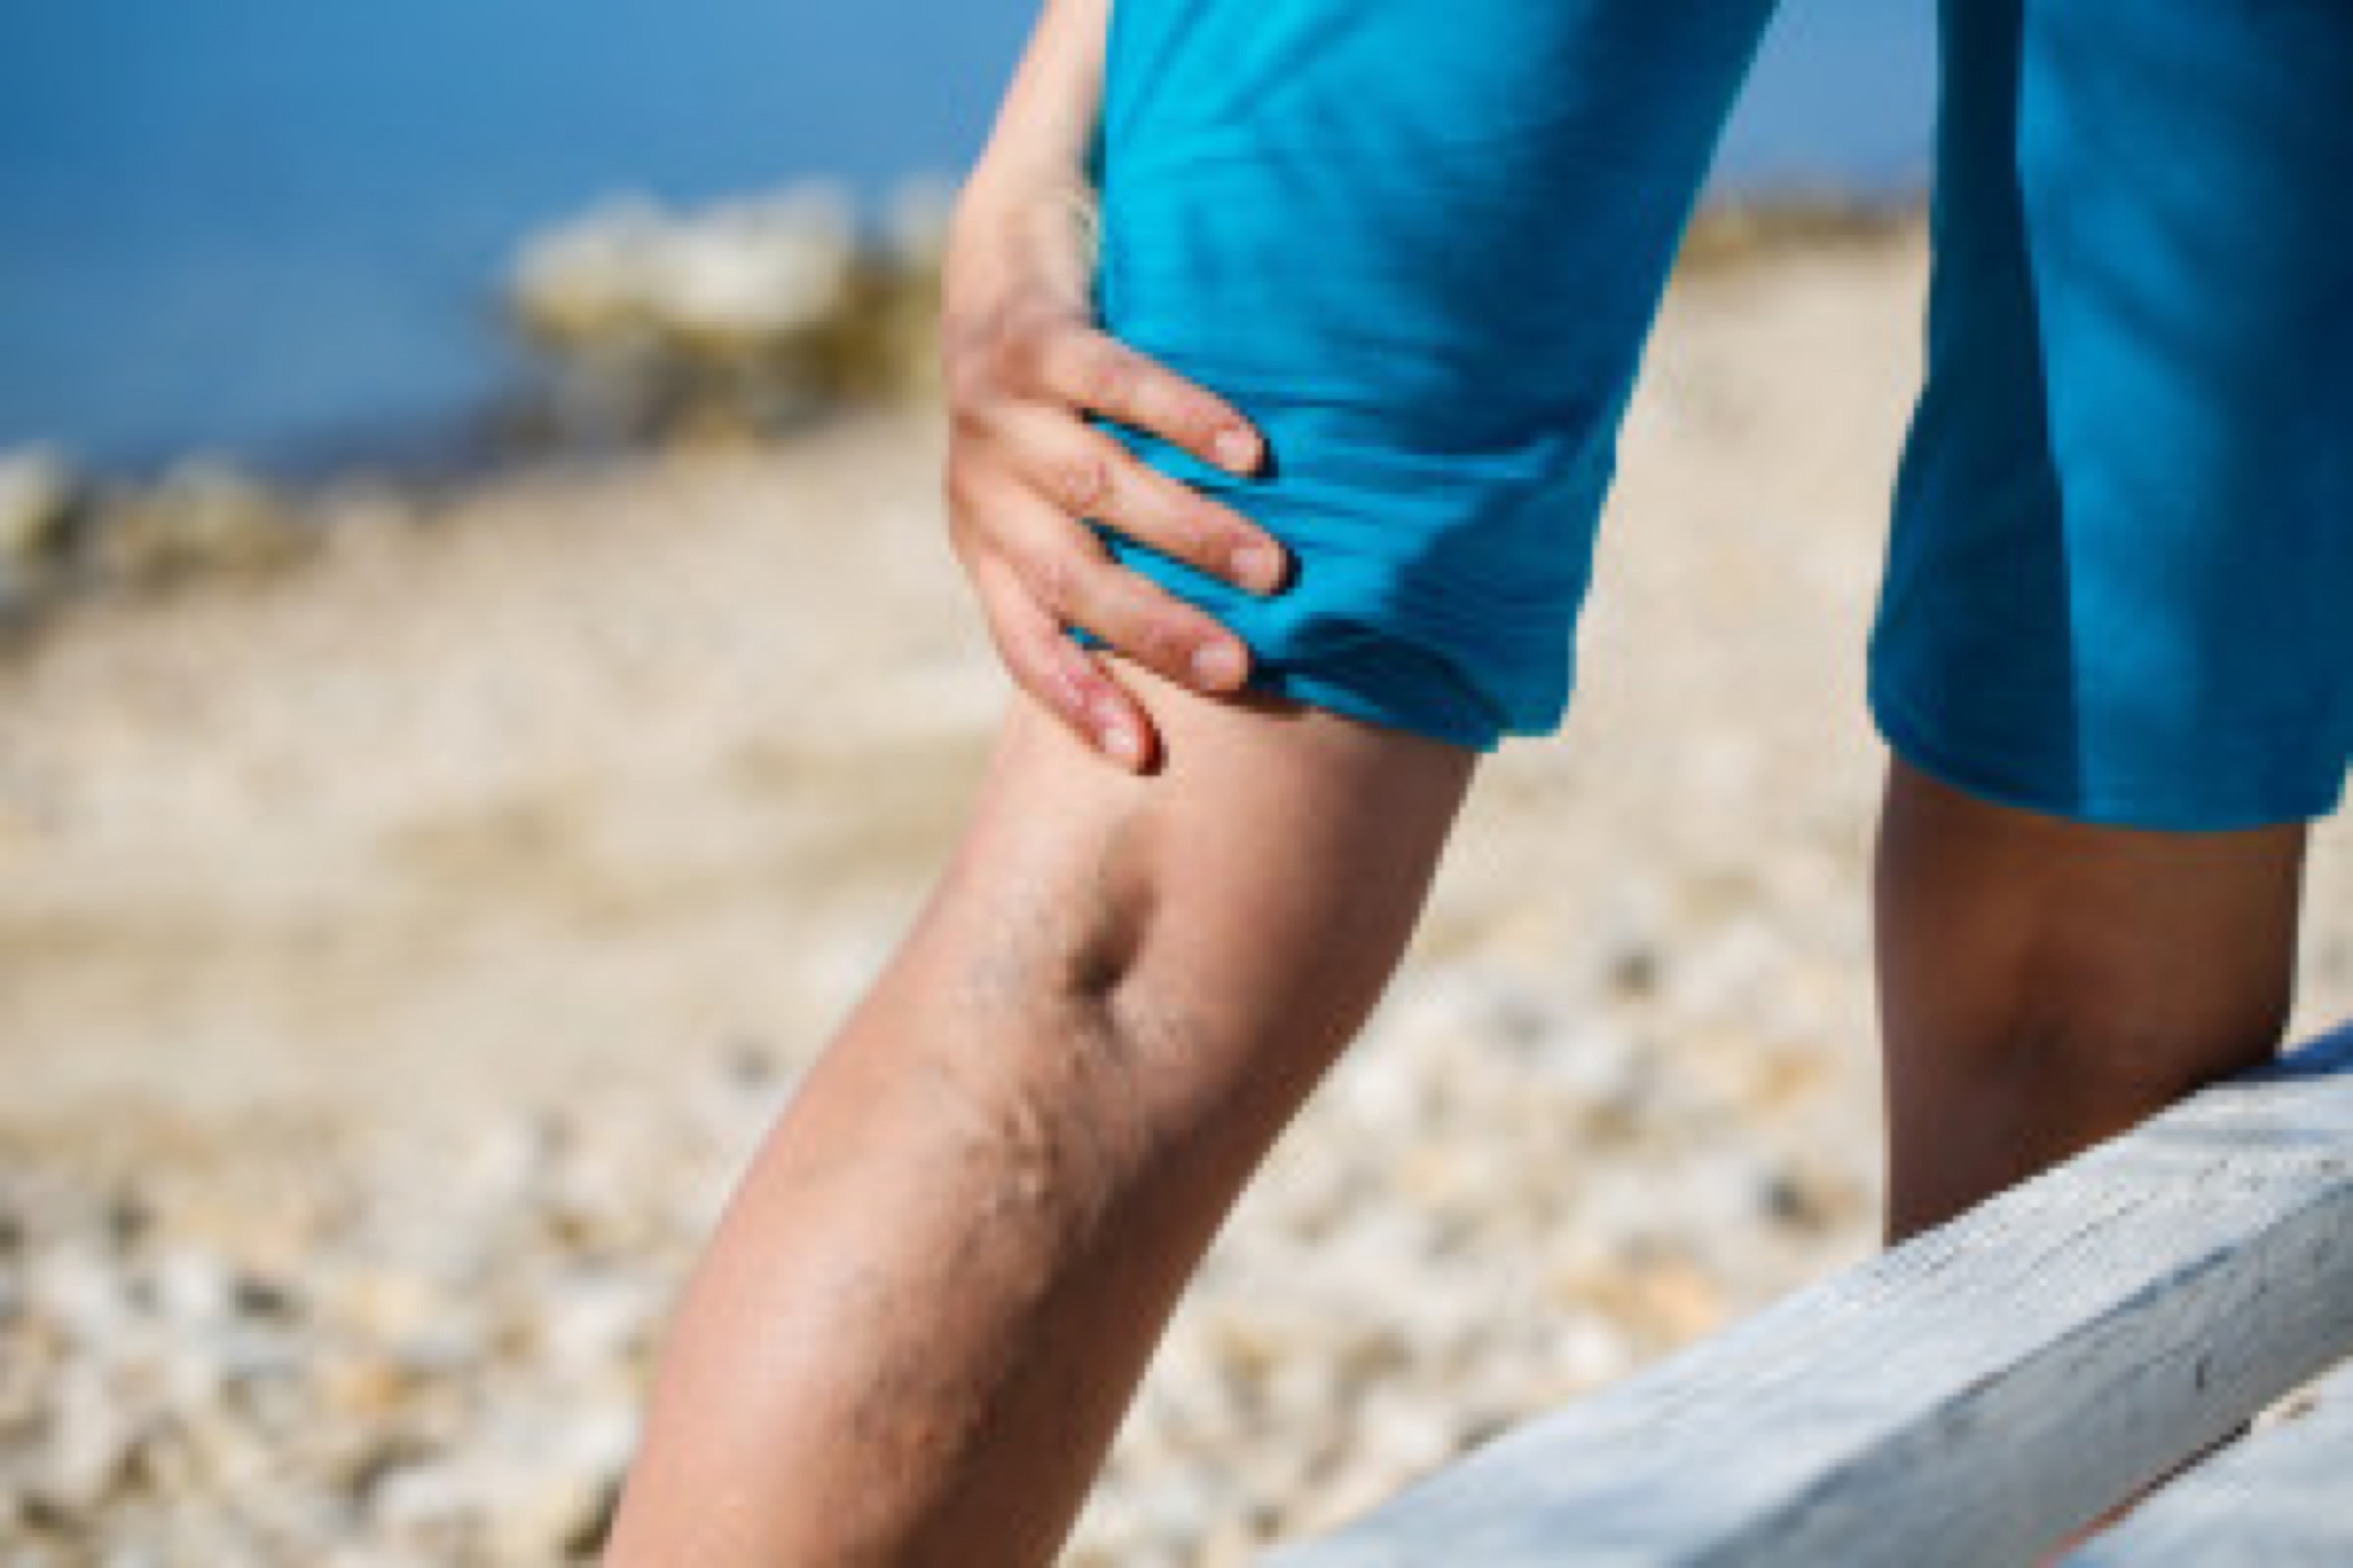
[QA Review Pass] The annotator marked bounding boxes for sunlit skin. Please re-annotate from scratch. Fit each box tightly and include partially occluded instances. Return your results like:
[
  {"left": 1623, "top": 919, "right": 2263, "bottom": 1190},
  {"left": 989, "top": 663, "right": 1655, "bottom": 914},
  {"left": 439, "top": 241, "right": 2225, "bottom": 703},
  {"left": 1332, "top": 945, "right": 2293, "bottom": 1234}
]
[
  {"left": 600, "top": 657, "right": 1477, "bottom": 1564},
  {"left": 600, "top": 0, "right": 2313, "bottom": 1559}
]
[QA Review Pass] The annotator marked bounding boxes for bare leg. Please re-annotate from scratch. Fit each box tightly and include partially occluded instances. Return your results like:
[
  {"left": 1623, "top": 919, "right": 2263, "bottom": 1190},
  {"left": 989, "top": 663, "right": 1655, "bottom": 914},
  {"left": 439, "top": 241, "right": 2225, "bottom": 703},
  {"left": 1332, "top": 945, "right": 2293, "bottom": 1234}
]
[
  {"left": 1874, "top": 755, "right": 2309, "bottom": 1246},
  {"left": 600, "top": 654, "right": 1477, "bottom": 1565}
]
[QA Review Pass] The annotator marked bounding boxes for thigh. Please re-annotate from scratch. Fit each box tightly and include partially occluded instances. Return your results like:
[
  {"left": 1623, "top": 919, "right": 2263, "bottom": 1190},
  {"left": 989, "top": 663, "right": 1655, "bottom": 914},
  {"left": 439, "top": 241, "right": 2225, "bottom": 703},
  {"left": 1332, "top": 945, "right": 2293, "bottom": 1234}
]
[
  {"left": 1074, "top": 0, "right": 1779, "bottom": 754},
  {"left": 1870, "top": 0, "right": 2353, "bottom": 831}
]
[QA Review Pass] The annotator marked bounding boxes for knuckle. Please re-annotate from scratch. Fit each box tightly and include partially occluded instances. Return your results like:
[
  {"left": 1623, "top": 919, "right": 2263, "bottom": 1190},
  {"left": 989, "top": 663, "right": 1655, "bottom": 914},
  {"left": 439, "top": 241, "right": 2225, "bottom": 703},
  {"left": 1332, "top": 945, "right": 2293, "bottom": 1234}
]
[
  {"left": 945, "top": 350, "right": 1000, "bottom": 416},
  {"left": 990, "top": 318, "right": 1047, "bottom": 394},
  {"left": 1077, "top": 344, "right": 1137, "bottom": 412},
  {"left": 1043, "top": 450, "right": 1110, "bottom": 515},
  {"left": 1019, "top": 545, "right": 1081, "bottom": 619},
  {"left": 939, "top": 324, "right": 1000, "bottom": 410},
  {"left": 944, "top": 377, "right": 996, "bottom": 441},
  {"left": 1024, "top": 330, "right": 1074, "bottom": 400},
  {"left": 1116, "top": 361, "right": 1165, "bottom": 423},
  {"left": 954, "top": 316, "right": 1028, "bottom": 403},
  {"left": 1039, "top": 648, "right": 1096, "bottom": 720}
]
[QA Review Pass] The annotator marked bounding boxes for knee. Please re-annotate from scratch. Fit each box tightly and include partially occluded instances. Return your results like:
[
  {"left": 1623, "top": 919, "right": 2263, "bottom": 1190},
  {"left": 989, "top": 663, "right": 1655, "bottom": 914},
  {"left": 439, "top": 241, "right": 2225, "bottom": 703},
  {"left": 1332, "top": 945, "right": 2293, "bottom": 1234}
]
[
  {"left": 1994, "top": 931, "right": 2293, "bottom": 1113},
  {"left": 892, "top": 698, "right": 1456, "bottom": 1240},
  {"left": 914, "top": 833, "right": 1243, "bottom": 1234},
  {"left": 938, "top": 791, "right": 1366, "bottom": 1137}
]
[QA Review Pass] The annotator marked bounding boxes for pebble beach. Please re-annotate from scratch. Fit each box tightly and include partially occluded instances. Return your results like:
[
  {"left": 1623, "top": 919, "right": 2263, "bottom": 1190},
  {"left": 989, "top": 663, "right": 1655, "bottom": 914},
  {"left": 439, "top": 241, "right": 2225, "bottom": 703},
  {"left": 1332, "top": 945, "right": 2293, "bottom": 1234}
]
[{"left": 4, "top": 221, "right": 2349, "bottom": 1564}]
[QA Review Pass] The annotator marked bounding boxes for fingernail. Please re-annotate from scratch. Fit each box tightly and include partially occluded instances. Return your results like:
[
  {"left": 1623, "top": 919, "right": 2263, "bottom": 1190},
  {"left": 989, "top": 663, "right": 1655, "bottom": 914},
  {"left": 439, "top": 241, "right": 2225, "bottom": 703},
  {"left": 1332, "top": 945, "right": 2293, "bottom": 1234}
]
[
  {"left": 1214, "top": 427, "right": 1258, "bottom": 474},
  {"left": 1102, "top": 725, "right": 1144, "bottom": 766},
  {"left": 1230, "top": 543, "right": 1282, "bottom": 593},
  {"left": 1191, "top": 640, "right": 1245, "bottom": 688}
]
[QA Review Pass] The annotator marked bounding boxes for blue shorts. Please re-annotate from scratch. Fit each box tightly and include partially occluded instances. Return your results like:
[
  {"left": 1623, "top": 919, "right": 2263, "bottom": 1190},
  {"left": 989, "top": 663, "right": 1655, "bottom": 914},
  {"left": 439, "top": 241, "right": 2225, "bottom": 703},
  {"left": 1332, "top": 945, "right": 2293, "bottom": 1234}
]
[{"left": 1070, "top": 0, "right": 2353, "bottom": 830}]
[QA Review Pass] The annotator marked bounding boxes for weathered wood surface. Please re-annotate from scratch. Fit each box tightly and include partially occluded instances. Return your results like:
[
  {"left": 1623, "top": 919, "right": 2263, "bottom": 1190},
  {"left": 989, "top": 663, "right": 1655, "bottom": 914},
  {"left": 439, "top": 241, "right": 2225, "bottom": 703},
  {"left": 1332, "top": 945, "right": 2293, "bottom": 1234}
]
[
  {"left": 1264, "top": 1019, "right": 2353, "bottom": 1567},
  {"left": 2064, "top": 1351, "right": 2353, "bottom": 1565}
]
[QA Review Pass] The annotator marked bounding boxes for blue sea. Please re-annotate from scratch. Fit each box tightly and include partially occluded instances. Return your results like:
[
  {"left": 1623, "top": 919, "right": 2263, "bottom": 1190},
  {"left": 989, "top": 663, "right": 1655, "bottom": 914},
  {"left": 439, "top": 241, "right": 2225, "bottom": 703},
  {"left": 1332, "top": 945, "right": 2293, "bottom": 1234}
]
[{"left": 0, "top": 0, "right": 1933, "bottom": 473}]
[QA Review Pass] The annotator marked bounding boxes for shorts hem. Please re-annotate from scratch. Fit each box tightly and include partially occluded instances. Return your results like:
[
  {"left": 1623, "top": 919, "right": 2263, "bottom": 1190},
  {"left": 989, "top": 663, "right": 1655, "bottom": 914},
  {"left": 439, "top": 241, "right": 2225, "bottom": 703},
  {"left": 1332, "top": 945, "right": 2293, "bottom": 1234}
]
[
  {"left": 1065, "top": 624, "right": 1501, "bottom": 753},
  {"left": 1868, "top": 670, "right": 2346, "bottom": 832},
  {"left": 1253, "top": 663, "right": 1501, "bottom": 753}
]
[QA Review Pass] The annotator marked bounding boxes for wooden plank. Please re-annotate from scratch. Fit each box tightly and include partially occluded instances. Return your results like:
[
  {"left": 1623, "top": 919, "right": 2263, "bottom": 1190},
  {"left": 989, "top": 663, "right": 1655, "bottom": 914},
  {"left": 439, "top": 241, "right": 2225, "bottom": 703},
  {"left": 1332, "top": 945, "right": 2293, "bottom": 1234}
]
[
  {"left": 1263, "top": 1020, "right": 2353, "bottom": 1567},
  {"left": 2062, "top": 1352, "right": 2353, "bottom": 1564}
]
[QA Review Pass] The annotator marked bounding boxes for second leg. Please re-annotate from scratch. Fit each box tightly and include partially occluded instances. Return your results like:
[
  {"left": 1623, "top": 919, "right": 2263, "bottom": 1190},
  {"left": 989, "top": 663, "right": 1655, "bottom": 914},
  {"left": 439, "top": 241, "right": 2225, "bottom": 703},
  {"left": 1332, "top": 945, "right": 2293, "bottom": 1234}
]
[{"left": 1873, "top": 755, "right": 2308, "bottom": 1245}]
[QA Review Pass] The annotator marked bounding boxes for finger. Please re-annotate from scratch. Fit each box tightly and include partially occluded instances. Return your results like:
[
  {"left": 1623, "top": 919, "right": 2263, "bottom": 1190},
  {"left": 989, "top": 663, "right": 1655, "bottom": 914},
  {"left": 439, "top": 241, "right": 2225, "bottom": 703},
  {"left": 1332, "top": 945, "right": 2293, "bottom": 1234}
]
[
  {"left": 996, "top": 402, "right": 1288, "bottom": 596},
  {"left": 971, "top": 555, "right": 1157, "bottom": 770},
  {"left": 977, "top": 474, "right": 1256, "bottom": 695},
  {"left": 949, "top": 459, "right": 1256, "bottom": 695},
  {"left": 1017, "top": 320, "right": 1266, "bottom": 480}
]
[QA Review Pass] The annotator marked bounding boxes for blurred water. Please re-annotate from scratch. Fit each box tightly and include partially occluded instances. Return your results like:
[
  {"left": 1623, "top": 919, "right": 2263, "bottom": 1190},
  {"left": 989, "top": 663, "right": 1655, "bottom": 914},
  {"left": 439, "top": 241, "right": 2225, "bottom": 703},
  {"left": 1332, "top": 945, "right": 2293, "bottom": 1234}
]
[{"left": 0, "top": 0, "right": 1931, "bottom": 473}]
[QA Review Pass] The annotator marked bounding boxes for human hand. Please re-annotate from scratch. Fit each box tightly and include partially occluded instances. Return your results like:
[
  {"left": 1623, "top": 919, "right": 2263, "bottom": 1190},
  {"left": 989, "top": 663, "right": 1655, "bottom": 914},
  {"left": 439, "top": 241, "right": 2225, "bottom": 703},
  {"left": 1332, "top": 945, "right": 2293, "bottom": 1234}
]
[{"left": 937, "top": 179, "right": 1287, "bottom": 770}]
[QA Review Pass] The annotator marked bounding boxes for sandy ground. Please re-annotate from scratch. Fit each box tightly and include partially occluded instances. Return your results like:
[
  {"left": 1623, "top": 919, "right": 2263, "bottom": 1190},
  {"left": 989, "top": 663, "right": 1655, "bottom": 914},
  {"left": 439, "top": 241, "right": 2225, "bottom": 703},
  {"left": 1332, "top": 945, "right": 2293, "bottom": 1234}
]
[{"left": 3, "top": 224, "right": 2349, "bottom": 1561}]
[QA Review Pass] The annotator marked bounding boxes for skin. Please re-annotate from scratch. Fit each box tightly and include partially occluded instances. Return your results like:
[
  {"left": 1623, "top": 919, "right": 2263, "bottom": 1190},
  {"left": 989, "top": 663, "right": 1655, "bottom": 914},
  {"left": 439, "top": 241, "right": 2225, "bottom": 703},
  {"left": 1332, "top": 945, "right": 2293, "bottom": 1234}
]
[
  {"left": 601, "top": 658, "right": 1478, "bottom": 1563},
  {"left": 1875, "top": 758, "right": 2307, "bottom": 1245},
  {"left": 602, "top": 0, "right": 2316, "bottom": 1559}
]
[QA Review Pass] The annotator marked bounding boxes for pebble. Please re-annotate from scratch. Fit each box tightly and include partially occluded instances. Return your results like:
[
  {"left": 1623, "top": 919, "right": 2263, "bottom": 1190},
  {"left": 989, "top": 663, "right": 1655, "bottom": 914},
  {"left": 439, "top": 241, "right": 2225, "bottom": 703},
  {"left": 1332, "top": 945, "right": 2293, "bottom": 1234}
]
[{"left": 0, "top": 947, "right": 1881, "bottom": 1564}]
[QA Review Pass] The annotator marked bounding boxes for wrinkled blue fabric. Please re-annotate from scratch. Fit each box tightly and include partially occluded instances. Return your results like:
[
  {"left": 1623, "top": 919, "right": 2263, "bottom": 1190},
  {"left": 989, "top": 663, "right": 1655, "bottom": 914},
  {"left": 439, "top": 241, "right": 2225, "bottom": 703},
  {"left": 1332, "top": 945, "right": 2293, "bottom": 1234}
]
[
  {"left": 1070, "top": 0, "right": 2353, "bottom": 828},
  {"left": 1871, "top": 0, "right": 2353, "bottom": 828}
]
